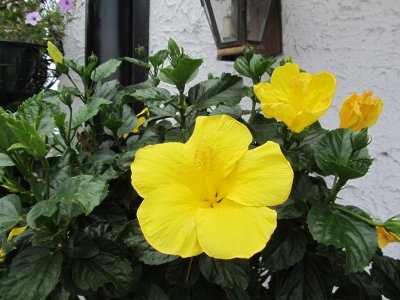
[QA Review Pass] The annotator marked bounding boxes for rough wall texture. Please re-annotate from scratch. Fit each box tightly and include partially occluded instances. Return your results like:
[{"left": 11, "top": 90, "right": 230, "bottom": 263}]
[{"left": 65, "top": 0, "right": 400, "bottom": 257}]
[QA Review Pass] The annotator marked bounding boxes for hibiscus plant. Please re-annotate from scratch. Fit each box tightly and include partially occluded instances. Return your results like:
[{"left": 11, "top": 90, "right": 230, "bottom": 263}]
[{"left": 0, "top": 39, "right": 399, "bottom": 300}]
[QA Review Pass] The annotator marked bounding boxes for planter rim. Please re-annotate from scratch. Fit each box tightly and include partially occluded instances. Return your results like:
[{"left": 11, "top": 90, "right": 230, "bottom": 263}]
[{"left": 0, "top": 39, "right": 46, "bottom": 48}]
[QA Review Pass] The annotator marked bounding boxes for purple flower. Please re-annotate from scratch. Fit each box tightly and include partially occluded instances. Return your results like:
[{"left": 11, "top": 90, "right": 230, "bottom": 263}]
[
  {"left": 25, "top": 11, "right": 42, "bottom": 26},
  {"left": 58, "top": 0, "right": 75, "bottom": 13}
]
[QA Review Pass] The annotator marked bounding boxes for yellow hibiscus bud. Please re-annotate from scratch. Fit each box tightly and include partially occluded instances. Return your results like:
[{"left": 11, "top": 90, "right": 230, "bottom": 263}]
[
  {"left": 339, "top": 90, "right": 383, "bottom": 132},
  {"left": 0, "top": 248, "right": 4, "bottom": 263},
  {"left": 377, "top": 226, "right": 400, "bottom": 249},
  {"left": 254, "top": 63, "right": 336, "bottom": 133},
  {"left": 7, "top": 225, "right": 28, "bottom": 241},
  {"left": 47, "top": 41, "right": 64, "bottom": 64}
]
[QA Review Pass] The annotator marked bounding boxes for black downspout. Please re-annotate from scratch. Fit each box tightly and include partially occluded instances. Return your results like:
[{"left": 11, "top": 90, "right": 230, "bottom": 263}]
[
  {"left": 85, "top": 0, "right": 149, "bottom": 136},
  {"left": 86, "top": 0, "right": 149, "bottom": 85}
]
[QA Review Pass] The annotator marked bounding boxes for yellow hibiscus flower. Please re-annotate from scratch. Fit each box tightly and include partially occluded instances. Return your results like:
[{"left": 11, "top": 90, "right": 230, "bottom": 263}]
[
  {"left": 131, "top": 115, "right": 293, "bottom": 259},
  {"left": 339, "top": 90, "right": 383, "bottom": 132},
  {"left": 377, "top": 227, "right": 400, "bottom": 249},
  {"left": 254, "top": 63, "right": 336, "bottom": 133}
]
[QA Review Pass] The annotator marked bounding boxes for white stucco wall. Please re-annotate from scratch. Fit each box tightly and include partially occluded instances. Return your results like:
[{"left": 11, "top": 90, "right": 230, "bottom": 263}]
[{"left": 64, "top": 0, "right": 400, "bottom": 257}]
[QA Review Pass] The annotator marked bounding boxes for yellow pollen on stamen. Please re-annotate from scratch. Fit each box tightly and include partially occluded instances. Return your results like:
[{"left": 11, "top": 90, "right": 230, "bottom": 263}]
[{"left": 194, "top": 146, "right": 213, "bottom": 171}]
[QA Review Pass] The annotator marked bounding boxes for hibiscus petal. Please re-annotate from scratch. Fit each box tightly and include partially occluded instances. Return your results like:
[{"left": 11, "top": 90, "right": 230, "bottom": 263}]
[
  {"left": 196, "top": 200, "right": 277, "bottom": 259},
  {"left": 219, "top": 141, "right": 293, "bottom": 207},
  {"left": 137, "top": 185, "right": 208, "bottom": 258},
  {"left": 186, "top": 115, "right": 252, "bottom": 197},
  {"left": 131, "top": 142, "right": 205, "bottom": 198},
  {"left": 270, "top": 63, "right": 300, "bottom": 103}
]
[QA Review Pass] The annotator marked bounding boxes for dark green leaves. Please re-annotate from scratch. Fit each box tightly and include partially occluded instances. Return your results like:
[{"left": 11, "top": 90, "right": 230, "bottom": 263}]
[
  {"left": 71, "top": 97, "right": 111, "bottom": 129},
  {"left": 52, "top": 175, "right": 108, "bottom": 215},
  {"left": 71, "top": 252, "right": 133, "bottom": 293},
  {"left": 158, "top": 56, "right": 203, "bottom": 90},
  {"left": 199, "top": 256, "right": 249, "bottom": 290},
  {"left": 133, "top": 87, "right": 171, "bottom": 104},
  {"left": 0, "top": 194, "right": 22, "bottom": 232},
  {"left": 91, "top": 59, "right": 122, "bottom": 82},
  {"left": 307, "top": 204, "right": 377, "bottom": 273},
  {"left": 314, "top": 128, "right": 372, "bottom": 180},
  {"left": 121, "top": 220, "right": 178, "bottom": 265},
  {"left": 0, "top": 247, "right": 63, "bottom": 300},
  {"left": 188, "top": 73, "right": 244, "bottom": 110},
  {"left": 0, "top": 115, "right": 47, "bottom": 158},
  {"left": 371, "top": 255, "right": 400, "bottom": 299},
  {"left": 234, "top": 52, "right": 275, "bottom": 81},
  {"left": 273, "top": 253, "right": 334, "bottom": 300},
  {"left": 261, "top": 221, "right": 310, "bottom": 271}
]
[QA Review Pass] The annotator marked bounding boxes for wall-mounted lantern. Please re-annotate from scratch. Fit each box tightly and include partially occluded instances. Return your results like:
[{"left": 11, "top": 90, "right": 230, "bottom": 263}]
[{"left": 200, "top": 0, "right": 282, "bottom": 61}]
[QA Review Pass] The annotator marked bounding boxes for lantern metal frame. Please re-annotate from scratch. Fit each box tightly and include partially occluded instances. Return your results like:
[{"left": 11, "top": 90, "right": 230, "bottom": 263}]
[{"left": 200, "top": 0, "right": 282, "bottom": 60}]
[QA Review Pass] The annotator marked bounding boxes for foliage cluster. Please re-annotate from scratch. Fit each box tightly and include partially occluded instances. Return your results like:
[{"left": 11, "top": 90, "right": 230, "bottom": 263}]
[{"left": 0, "top": 39, "right": 399, "bottom": 299}]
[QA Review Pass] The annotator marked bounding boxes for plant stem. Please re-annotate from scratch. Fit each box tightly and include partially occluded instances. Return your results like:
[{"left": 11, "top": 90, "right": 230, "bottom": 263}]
[
  {"left": 326, "top": 176, "right": 347, "bottom": 203},
  {"left": 179, "top": 89, "right": 186, "bottom": 130},
  {"left": 9, "top": 153, "right": 43, "bottom": 202},
  {"left": 66, "top": 73, "right": 86, "bottom": 103},
  {"left": 67, "top": 104, "right": 73, "bottom": 147},
  {"left": 40, "top": 158, "right": 51, "bottom": 199},
  {"left": 333, "top": 205, "right": 384, "bottom": 227}
]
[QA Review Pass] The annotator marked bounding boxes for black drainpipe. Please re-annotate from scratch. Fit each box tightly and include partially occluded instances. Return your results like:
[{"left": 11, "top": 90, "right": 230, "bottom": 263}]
[
  {"left": 85, "top": 0, "right": 149, "bottom": 135},
  {"left": 86, "top": 0, "right": 149, "bottom": 85}
]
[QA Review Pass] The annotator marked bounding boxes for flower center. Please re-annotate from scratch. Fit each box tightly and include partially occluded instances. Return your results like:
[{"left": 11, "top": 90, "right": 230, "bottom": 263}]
[{"left": 207, "top": 192, "right": 224, "bottom": 208}]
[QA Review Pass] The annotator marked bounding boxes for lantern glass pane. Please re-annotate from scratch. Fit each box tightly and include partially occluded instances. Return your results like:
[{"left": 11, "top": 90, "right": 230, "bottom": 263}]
[
  {"left": 247, "top": 0, "right": 271, "bottom": 42},
  {"left": 210, "top": 0, "right": 239, "bottom": 43}
]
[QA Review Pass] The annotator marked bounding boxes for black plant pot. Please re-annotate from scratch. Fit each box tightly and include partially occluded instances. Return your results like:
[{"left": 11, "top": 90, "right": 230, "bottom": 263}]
[{"left": 0, "top": 40, "right": 56, "bottom": 111}]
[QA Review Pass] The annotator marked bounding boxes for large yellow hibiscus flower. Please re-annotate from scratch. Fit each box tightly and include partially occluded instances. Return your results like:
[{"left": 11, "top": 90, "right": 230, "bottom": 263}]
[{"left": 131, "top": 115, "right": 293, "bottom": 259}]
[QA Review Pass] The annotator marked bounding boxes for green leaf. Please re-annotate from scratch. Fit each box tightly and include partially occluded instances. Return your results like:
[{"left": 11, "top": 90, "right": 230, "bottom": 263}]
[
  {"left": 164, "top": 128, "right": 191, "bottom": 143},
  {"left": 121, "top": 220, "right": 178, "bottom": 265},
  {"left": 0, "top": 247, "right": 63, "bottom": 300},
  {"left": 132, "top": 87, "right": 171, "bottom": 104},
  {"left": 261, "top": 221, "right": 310, "bottom": 271},
  {"left": 307, "top": 204, "right": 378, "bottom": 273},
  {"left": 0, "top": 153, "right": 14, "bottom": 167},
  {"left": 53, "top": 175, "right": 108, "bottom": 215},
  {"left": 314, "top": 129, "right": 372, "bottom": 179},
  {"left": 27, "top": 200, "right": 58, "bottom": 229},
  {"left": 210, "top": 105, "right": 242, "bottom": 119},
  {"left": 333, "top": 271, "right": 381, "bottom": 300},
  {"left": 71, "top": 252, "right": 133, "bottom": 293},
  {"left": 371, "top": 255, "right": 400, "bottom": 299},
  {"left": 168, "top": 38, "right": 181, "bottom": 57},
  {"left": 248, "top": 114, "right": 283, "bottom": 145},
  {"left": 273, "top": 253, "right": 334, "bottom": 300},
  {"left": 234, "top": 56, "right": 253, "bottom": 78},
  {"left": 91, "top": 59, "right": 122, "bottom": 82},
  {"left": 117, "top": 105, "right": 138, "bottom": 136},
  {"left": 149, "top": 49, "right": 169, "bottom": 68},
  {"left": 158, "top": 56, "right": 203, "bottom": 89},
  {"left": 71, "top": 97, "right": 111, "bottom": 129},
  {"left": 2, "top": 117, "right": 47, "bottom": 158},
  {"left": 274, "top": 172, "right": 318, "bottom": 219},
  {"left": 135, "top": 284, "right": 169, "bottom": 300},
  {"left": 0, "top": 194, "right": 21, "bottom": 232},
  {"left": 122, "top": 57, "right": 151, "bottom": 70},
  {"left": 68, "top": 237, "right": 100, "bottom": 259},
  {"left": 188, "top": 73, "right": 244, "bottom": 110},
  {"left": 199, "top": 256, "right": 249, "bottom": 290}
]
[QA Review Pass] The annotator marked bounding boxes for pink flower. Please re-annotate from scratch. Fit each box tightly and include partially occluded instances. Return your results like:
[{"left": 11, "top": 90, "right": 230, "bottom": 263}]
[
  {"left": 25, "top": 11, "right": 42, "bottom": 26},
  {"left": 58, "top": 0, "right": 75, "bottom": 13}
]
